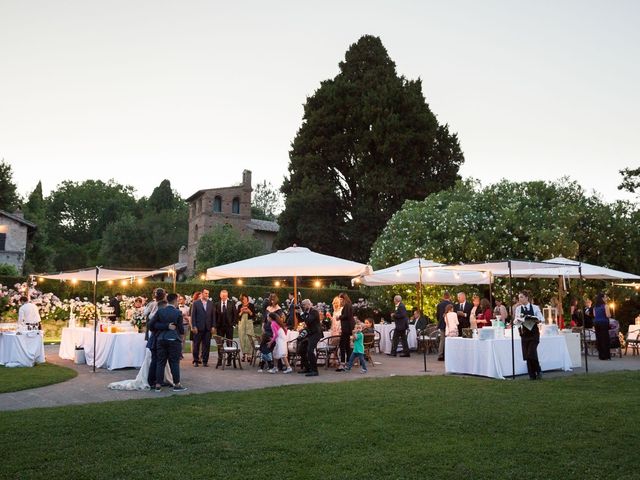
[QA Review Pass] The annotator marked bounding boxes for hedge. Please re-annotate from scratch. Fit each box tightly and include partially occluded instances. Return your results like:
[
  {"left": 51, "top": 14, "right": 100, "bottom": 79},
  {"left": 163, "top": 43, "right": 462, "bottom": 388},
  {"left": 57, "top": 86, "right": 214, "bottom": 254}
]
[{"left": 0, "top": 275, "right": 364, "bottom": 306}]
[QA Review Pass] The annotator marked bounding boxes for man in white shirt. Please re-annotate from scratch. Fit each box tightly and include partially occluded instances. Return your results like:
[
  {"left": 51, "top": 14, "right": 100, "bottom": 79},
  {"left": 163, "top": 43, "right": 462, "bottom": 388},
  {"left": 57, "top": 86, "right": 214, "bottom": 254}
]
[{"left": 18, "top": 297, "right": 41, "bottom": 329}]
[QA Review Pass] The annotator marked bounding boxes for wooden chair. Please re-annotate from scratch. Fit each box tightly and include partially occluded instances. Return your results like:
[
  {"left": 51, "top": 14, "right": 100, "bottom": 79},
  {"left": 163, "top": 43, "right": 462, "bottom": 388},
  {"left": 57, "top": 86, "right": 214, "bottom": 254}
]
[
  {"left": 248, "top": 334, "right": 261, "bottom": 367},
  {"left": 212, "top": 334, "right": 243, "bottom": 370},
  {"left": 624, "top": 328, "right": 640, "bottom": 356},
  {"left": 427, "top": 327, "right": 441, "bottom": 354},
  {"left": 315, "top": 335, "right": 340, "bottom": 369},
  {"left": 373, "top": 329, "right": 381, "bottom": 354},
  {"left": 287, "top": 337, "right": 299, "bottom": 367},
  {"left": 363, "top": 332, "right": 375, "bottom": 367}
]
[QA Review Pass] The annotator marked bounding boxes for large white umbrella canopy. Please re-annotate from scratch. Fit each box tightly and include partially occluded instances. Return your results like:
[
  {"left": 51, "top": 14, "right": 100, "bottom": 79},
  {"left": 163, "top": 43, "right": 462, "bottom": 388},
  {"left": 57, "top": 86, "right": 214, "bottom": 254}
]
[
  {"left": 39, "top": 267, "right": 169, "bottom": 283},
  {"left": 206, "top": 246, "right": 369, "bottom": 280},
  {"left": 354, "top": 258, "right": 490, "bottom": 286},
  {"left": 464, "top": 257, "right": 640, "bottom": 280}
]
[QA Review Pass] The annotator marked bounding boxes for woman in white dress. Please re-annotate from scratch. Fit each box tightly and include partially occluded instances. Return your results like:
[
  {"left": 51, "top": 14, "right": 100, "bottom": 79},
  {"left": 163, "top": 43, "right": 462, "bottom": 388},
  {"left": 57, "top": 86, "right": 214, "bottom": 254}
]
[{"left": 330, "top": 296, "right": 342, "bottom": 337}]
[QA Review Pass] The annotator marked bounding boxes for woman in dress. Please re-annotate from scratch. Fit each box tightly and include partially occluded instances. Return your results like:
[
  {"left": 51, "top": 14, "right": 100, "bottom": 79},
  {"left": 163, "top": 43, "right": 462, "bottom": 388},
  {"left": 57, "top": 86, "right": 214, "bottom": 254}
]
[
  {"left": 476, "top": 298, "right": 493, "bottom": 328},
  {"left": 444, "top": 304, "right": 459, "bottom": 337},
  {"left": 593, "top": 293, "right": 611, "bottom": 360},
  {"left": 330, "top": 296, "right": 342, "bottom": 336},
  {"left": 237, "top": 293, "right": 256, "bottom": 362},
  {"left": 336, "top": 293, "right": 354, "bottom": 372},
  {"left": 470, "top": 294, "right": 481, "bottom": 328},
  {"left": 270, "top": 312, "right": 293, "bottom": 373}
]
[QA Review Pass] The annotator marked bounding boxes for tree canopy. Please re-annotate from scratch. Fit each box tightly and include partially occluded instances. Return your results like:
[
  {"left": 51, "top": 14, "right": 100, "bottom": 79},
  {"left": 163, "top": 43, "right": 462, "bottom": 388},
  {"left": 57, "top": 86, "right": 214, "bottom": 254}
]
[
  {"left": 0, "top": 159, "right": 19, "bottom": 211},
  {"left": 195, "top": 225, "right": 266, "bottom": 273},
  {"left": 367, "top": 178, "right": 640, "bottom": 314},
  {"left": 276, "top": 35, "right": 464, "bottom": 262}
]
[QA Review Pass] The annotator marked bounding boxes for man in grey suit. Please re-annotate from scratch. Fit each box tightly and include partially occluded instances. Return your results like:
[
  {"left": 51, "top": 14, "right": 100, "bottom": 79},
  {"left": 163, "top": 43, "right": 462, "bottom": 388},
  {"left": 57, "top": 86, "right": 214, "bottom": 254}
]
[{"left": 190, "top": 289, "right": 214, "bottom": 367}]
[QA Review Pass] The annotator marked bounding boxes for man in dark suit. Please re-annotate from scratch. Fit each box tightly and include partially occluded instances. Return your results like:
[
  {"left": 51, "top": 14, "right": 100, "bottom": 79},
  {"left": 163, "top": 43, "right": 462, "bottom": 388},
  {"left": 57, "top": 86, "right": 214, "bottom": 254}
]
[
  {"left": 190, "top": 289, "right": 214, "bottom": 367},
  {"left": 299, "top": 299, "right": 322, "bottom": 376},
  {"left": 215, "top": 289, "right": 238, "bottom": 367},
  {"left": 454, "top": 292, "right": 473, "bottom": 334},
  {"left": 390, "top": 295, "right": 410, "bottom": 357},
  {"left": 436, "top": 291, "right": 453, "bottom": 361},
  {"left": 150, "top": 293, "right": 187, "bottom": 392},
  {"left": 108, "top": 293, "right": 122, "bottom": 322}
]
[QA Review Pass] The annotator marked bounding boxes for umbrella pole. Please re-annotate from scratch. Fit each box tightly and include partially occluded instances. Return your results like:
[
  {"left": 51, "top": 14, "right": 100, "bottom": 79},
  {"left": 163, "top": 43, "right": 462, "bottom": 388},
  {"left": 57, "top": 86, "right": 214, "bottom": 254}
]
[
  {"left": 293, "top": 276, "right": 298, "bottom": 329},
  {"left": 579, "top": 266, "right": 588, "bottom": 374},
  {"left": 93, "top": 267, "right": 98, "bottom": 373},
  {"left": 488, "top": 272, "right": 493, "bottom": 308},
  {"left": 418, "top": 260, "right": 428, "bottom": 372},
  {"left": 509, "top": 261, "right": 515, "bottom": 380}
]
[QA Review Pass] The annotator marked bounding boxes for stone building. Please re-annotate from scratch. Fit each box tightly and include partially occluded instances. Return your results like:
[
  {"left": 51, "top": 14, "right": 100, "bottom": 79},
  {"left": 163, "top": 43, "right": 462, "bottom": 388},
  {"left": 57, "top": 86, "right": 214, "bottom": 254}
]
[
  {"left": 0, "top": 210, "right": 36, "bottom": 273},
  {"left": 182, "top": 170, "right": 279, "bottom": 275}
]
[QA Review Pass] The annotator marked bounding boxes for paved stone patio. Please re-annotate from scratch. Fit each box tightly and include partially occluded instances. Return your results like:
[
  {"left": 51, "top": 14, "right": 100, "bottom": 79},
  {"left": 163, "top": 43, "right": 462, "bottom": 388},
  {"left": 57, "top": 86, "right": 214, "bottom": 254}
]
[{"left": 1, "top": 344, "right": 639, "bottom": 412}]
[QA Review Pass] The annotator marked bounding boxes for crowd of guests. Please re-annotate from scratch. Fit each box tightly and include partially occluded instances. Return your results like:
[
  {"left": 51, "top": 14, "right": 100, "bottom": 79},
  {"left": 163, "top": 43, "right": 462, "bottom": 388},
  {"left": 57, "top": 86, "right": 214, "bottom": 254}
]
[{"left": 111, "top": 283, "right": 623, "bottom": 389}]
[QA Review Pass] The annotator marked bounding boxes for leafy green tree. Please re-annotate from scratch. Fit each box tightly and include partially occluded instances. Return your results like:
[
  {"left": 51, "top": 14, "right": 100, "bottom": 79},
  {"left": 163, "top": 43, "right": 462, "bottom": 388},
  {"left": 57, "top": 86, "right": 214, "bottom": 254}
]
[
  {"left": 619, "top": 167, "right": 640, "bottom": 195},
  {"left": 99, "top": 180, "right": 188, "bottom": 267},
  {"left": 368, "top": 178, "right": 640, "bottom": 316},
  {"left": 0, "top": 159, "right": 20, "bottom": 211},
  {"left": 195, "top": 225, "right": 266, "bottom": 272},
  {"left": 251, "top": 180, "right": 282, "bottom": 221},
  {"left": 22, "top": 181, "right": 54, "bottom": 273},
  {"left": 46, "top": 180, "right": 138, "bottom": 269},
  {"left": 276, "top": 35, "right": 464, "bottom": 261},
  {"left": 0, "top": 263, "right": 20, "bottom": 276}
]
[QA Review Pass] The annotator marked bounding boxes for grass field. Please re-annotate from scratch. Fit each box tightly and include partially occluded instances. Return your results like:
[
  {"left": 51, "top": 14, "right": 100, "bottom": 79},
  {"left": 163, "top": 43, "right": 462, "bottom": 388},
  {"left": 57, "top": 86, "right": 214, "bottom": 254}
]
[
  {"left": 0, "top": 371, "right": 637, "bottom": 479},
  {"left": 0, "top": 363, "right": 77, "bottom": 394}
]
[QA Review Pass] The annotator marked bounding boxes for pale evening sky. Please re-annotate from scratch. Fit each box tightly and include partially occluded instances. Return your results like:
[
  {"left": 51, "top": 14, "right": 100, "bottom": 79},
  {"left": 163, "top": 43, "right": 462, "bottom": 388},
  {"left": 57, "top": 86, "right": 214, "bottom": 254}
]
[{"left": 1, "top": 0, "right": 638, "bottom": 203}]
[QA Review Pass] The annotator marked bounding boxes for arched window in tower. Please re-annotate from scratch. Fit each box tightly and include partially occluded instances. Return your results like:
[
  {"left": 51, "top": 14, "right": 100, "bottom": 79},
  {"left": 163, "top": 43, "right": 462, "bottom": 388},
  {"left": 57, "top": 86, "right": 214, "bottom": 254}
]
[
  {"left": 213, "top": 196, "right": 222, "bottom": 213},
  {"left": 194, "top": 224, "right": 199, "bottom": 241},
  {"left": 232, "top": 197, "right": 240, "bottom": 214}
]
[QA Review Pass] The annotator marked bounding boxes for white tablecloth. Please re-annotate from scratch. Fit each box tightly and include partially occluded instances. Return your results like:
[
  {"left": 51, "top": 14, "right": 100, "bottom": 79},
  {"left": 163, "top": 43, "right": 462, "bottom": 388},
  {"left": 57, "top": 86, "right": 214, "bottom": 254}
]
[
  {"left": 445, "top": 335, "right": 572, "bottom": 379},
  {"left": 0, "top": 332, "right": 46, "bottom": 367},
  {"left": 59, "top": 327, "right": 146, "bottom": 370},
  {"left": 375, "top": 324, "right": 417, "bottom": 354},
  {"left": 560, "top": 331, "right": 582, "bottom": 367}
]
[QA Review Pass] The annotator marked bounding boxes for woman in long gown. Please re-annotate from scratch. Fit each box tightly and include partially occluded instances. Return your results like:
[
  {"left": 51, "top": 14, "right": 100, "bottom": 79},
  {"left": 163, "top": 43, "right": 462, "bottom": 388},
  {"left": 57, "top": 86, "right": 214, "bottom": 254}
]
[{"left": 237, "top": 294, "right": 256, "bottom": 362}]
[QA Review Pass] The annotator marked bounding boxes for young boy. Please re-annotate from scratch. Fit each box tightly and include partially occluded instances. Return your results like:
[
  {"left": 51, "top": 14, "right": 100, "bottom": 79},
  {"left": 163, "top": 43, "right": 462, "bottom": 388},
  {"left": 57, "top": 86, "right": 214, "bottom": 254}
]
[{"left": 344, "top": 323, "right": 367, "bottom": 373}]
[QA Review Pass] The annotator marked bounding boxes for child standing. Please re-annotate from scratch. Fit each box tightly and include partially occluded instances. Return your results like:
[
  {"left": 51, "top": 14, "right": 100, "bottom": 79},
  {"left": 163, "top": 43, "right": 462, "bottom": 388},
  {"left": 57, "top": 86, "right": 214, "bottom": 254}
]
[
  {"left": 344, "top": 323, "right": 367, "bottom": 373},
  {"left": 270, "top": 313, "right": 293, "bottom": 374},
  {"left": 258, "top": 312, "right": 276, "bottom": 373}
]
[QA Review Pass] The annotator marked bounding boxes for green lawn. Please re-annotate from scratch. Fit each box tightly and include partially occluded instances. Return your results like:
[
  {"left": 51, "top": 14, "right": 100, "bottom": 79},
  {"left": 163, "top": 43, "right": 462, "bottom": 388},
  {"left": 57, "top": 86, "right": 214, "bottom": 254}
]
[
  {"left": 0, "top": 371, "right": 637, "bottom": 479},
  {"left": 0, "top": 363, "right": 77, "bottom": 394}
]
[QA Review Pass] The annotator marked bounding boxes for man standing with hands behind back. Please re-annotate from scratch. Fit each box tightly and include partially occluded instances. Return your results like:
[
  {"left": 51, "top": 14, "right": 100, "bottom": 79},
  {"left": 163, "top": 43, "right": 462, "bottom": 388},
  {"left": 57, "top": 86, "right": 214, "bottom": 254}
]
[
  {"left": 454, "top": 292, "right": 473, "bottom": 335},
  {"left": 215, "top": 289, "right": 238, "bottom": 367},
  {"left": 389, "top": 295, "right": 410, "bottom": 357},
  {"left": 191, "top": 289, "right": 214, "bottom": 367}
]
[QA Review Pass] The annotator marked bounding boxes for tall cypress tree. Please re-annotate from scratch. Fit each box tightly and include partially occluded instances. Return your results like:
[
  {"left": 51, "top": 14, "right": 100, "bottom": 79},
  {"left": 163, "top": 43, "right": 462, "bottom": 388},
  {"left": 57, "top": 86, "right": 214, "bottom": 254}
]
[
  {"left": 0, "top": 159, "right": 19, "bottom": 211},
  {"left": 22, "top": 181, "right": 54, "bottom": 273},
  {"left": 276, "top": 35, "right": 464, "bottom": 262}
]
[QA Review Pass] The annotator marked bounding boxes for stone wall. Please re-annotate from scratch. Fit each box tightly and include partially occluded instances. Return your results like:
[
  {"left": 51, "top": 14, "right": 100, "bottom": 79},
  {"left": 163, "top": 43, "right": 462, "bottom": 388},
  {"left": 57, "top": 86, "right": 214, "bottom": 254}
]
[{"left": 0, "top": 216, "right": 28, "bottom": 272}]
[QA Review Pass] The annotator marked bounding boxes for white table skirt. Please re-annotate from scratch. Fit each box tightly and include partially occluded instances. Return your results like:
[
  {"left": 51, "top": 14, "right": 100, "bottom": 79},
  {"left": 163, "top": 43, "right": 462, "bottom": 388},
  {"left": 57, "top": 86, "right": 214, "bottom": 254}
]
[
  {"left": 445, "top": 335, "right": 572, "bottom": 379},
  {"left": 0, "top": 332, "right": 46, "bottom": 367},
  {"left": 560, "top": 331, "right": 582, "bottom": 367},
  {"left": 59, "top": 327, "right": 146, "bottom": 370},
  {"left": 375, "top": 324, "right": 417, "bottom": 354}
]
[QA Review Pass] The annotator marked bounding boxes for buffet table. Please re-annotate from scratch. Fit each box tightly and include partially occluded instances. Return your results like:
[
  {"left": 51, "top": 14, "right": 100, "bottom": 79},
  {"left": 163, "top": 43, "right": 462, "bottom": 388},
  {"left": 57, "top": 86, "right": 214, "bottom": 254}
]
[
  {"left": 59, "top": 327, "right": 146, "bottom": 370},
  {"left": 0, "top": 331, "right": 46, "bottom": 367},
  {"left": 445, "top": 335, "right": 572, "bottom": 379},
  {"left": 375, "top": 324, "right": 417, "bottom": 354}
]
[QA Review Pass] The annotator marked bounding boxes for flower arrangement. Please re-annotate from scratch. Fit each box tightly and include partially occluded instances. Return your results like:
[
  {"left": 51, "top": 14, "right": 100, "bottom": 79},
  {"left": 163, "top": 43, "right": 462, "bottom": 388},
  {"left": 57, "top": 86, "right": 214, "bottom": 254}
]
[{"left": 131, "top": 310, "right": 146, "bottom": 332}]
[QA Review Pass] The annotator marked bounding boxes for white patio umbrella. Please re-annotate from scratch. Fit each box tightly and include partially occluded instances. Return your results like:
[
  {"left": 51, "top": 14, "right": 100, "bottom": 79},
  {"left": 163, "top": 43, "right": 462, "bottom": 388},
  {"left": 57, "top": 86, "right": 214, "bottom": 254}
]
[
  {"left": 38, "top": 266, "right": 170, "bottom": 371},
  {"left": 486, "top": 256, "right": 640, "bottom": 280},
  {"left": 354, "top": 258, "right": 491, "bottom": 287},
  {"left": 206, "top": 246, "right": 370, "bottom": 325}
]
